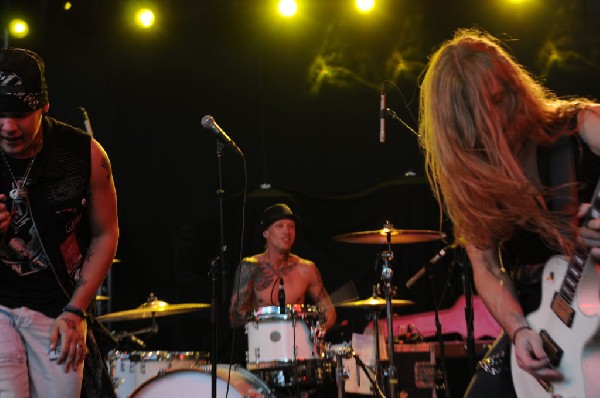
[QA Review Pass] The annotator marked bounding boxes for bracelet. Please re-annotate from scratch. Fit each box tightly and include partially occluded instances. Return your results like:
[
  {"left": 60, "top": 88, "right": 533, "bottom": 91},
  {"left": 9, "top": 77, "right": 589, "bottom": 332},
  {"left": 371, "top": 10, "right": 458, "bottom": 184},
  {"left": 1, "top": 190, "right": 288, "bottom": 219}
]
[
  {"left": 511, "top": 325, "right": 532, "bottom": 344},
  {"left": 62, "top": 305, "right": 88, "bottom": 319}
]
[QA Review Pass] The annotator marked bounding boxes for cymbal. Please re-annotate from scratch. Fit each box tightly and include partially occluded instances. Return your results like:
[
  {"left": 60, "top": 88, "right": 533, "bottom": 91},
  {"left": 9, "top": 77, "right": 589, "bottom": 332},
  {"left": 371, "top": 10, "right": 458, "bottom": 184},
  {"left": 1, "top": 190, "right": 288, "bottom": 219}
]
[
  {"left": 95, "top": 295, "right": 110, "bottom": 301},
  {"left": 96, "top": 298, "right": 210, "bottom": 322},
  {"left": 332, "top": 229, "right": 445, "bottom": 244},
  {"left": 336, "top": 297, "right": 414, "bottom": 309}
]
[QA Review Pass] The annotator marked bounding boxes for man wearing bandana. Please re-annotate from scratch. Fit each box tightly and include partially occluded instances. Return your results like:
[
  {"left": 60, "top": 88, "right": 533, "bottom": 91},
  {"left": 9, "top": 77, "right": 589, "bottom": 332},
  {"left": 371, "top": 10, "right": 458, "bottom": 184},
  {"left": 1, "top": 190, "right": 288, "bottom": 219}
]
[{"left": 0, "top": 48, "right": 119, "bottom": 397}]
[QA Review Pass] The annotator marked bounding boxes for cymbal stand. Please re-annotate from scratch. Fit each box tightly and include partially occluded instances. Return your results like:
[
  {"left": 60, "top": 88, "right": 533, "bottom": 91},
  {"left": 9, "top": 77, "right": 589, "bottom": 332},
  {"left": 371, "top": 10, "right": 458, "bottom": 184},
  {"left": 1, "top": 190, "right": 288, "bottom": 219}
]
[
  {"left": 335, "top": 348, "right": 347, "bottom": 398},
  {"left": 369, "top": 285, "right": 383, "bottom": 393},
  {"left": 381, "top": 223, "right": 397, "bottom": 398}
]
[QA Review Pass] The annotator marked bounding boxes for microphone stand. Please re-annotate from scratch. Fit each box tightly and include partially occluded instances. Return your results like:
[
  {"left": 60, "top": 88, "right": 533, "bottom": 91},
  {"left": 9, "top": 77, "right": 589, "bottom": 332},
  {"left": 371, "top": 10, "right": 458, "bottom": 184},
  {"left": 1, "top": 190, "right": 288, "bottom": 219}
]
[
  {"left": 209, "top": 140, "right": 227, "bottom": 398},
  {"left": 458, "top": 249, "right": 477, "bottom": 376},
  {"left": 429, "top": 254, "right": 457, "bottom": 398}
]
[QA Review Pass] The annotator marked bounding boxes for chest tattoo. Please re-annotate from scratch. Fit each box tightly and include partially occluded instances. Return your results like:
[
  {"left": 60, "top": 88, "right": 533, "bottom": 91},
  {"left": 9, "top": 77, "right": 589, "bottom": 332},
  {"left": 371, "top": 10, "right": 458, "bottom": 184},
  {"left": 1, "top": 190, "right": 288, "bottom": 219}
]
[{"left": 254, "top": 260, "right": 295, "bottom": 291}]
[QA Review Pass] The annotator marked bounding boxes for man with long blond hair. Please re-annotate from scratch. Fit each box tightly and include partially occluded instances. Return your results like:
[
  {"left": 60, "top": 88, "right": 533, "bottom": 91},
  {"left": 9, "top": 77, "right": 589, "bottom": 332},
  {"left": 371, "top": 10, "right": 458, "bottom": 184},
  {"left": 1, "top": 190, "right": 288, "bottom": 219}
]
[{"left": 419, "top": 28, "right": 600, "bottom": 396}]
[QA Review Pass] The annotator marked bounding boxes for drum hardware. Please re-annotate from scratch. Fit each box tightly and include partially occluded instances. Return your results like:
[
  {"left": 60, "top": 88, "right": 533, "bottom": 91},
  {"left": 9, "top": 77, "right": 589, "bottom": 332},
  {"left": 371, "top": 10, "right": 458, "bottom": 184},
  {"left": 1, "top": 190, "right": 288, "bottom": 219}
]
[
  {"left": 245, "top": 304, "right": 328, "bottom": 390},
  {"left": 107, "top": 350, "right": 210, "bottom": 398},
  {"left": 112, "top": 324, "right": 160, "bottom": 351},
  {"left": 334, "top": 221, "right": 433, "bottom": 398},
  {"left": 129, "top": 365, "right": 274, "bottom": 398},
  {"left": 96, "top": 295, "right": 110, "bottom": 301},
  {"left": 335, "top": 296, "right": 414, "bottom": 309},
  {"left": 327, "top": 342, "right": 386, "bottom": 398},
  {"left": 96, "top": 293, "right": 210, "bottom": 322},
  {"left": 332, "top": 224, "right": 446, "bottom": 245}
]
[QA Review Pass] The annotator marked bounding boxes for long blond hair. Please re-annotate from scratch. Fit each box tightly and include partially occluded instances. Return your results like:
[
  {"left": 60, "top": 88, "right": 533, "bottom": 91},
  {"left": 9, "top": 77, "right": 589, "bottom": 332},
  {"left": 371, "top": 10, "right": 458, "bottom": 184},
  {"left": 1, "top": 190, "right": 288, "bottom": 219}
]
[{"left": 419, "top": 28, "right": 590, "bottom": 253}]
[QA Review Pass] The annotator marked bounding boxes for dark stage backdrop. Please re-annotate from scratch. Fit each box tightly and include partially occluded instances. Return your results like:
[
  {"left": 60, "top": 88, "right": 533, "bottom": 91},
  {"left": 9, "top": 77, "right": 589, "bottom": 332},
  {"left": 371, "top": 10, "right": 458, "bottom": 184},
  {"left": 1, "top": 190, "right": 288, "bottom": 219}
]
[{"left": 4, "top": 0, "right": 600, "bottom": 360}]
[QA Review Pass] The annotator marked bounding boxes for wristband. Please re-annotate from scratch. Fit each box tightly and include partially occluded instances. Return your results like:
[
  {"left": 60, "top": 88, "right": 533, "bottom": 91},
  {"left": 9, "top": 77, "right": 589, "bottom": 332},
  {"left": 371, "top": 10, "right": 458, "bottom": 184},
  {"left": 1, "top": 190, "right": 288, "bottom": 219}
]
[
  {"left": 62, "top": 305, "right": 88, "bottom": 319},
  {"left": 511, "top": 325, "right": 531, "bottom": 344}
]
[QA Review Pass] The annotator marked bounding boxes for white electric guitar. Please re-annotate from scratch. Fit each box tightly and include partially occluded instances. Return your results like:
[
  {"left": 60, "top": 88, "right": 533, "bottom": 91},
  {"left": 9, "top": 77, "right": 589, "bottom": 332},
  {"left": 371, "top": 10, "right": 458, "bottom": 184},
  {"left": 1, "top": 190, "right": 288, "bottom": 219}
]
[{"left": 511, "top": 183, "right": 600, "bottom": 397}]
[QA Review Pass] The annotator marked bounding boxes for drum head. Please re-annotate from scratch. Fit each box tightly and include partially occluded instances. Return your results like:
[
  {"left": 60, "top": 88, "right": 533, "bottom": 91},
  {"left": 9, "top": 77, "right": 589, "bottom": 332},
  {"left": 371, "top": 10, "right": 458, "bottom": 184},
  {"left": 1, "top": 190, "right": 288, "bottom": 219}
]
[{"left": 131, "top": 366, "right": 273, "bottom": 398}]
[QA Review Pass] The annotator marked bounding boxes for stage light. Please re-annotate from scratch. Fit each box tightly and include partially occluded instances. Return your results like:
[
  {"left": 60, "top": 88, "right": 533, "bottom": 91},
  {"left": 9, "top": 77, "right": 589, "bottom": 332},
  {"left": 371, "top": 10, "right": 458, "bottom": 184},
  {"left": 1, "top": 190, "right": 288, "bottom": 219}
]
[
  {"left": 64, "top": 2, "right": 73, "bottom": 11},
  {"left": 278, "top": 0, "right": 298, "bottom": 17},
  {"left": 8, "top": 19, "right": 29, "bottom": 39},
  {"left": 135, "top": 8, "right": 156, "bottom": 28},
  {"left": 355, "top": 0, "right": 375, "bottom": 13}
]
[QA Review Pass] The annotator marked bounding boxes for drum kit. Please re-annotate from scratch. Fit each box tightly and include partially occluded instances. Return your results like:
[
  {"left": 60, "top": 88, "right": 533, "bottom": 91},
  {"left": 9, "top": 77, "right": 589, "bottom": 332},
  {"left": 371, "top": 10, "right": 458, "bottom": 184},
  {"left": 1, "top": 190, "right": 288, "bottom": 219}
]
[{"left": 96, "top": 223, "right": 445, "bottom": 397}]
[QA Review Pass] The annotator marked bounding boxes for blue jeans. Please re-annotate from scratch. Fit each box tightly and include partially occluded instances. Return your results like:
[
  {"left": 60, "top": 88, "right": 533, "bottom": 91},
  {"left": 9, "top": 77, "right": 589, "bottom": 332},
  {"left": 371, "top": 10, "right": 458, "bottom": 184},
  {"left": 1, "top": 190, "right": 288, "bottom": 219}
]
[{"left": 0, "top": 305, "right": 83, "bottom": 398}]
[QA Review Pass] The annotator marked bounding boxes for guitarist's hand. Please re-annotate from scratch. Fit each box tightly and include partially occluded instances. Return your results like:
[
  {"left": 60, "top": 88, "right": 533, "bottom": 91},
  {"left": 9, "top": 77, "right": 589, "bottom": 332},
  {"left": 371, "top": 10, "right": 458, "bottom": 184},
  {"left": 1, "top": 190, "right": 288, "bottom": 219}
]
[
  {"left": 513, "top": 328, "right": 563, "bottom": 381},
  {"left": 577, "top": 203, "right": 600, "bottom": 260}
]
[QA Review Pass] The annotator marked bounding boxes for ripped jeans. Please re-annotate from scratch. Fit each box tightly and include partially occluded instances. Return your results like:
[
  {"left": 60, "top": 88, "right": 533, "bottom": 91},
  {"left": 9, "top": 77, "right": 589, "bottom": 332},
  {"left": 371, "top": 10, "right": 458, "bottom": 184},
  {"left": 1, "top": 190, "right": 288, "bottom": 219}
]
[{"left": 0, "top": 305, "right": 83, "bottom": 398}]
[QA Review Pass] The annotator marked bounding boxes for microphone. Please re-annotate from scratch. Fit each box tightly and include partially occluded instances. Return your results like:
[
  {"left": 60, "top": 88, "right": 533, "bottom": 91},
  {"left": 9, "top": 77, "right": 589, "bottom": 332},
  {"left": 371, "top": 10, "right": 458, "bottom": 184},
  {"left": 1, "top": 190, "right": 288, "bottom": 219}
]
[
  {"left": 201, "top": 115, "right": 243, "bottom": 156},
  {"left": 80, "top": 107, "right": 93, "bottom": 136},
  {"left": 278, "top": 278, "right": 286, "bottom": 315},
  {"left": 405, "top": 243, "right": 457, "bottom": 289},
  {"left": 379, "top": 83, "right": 386, "bottom": 143}
]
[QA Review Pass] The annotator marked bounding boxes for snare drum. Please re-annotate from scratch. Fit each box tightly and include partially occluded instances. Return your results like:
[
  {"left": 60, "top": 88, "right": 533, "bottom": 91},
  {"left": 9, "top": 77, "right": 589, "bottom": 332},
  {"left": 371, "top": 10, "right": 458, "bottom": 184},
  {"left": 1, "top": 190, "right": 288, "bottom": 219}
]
[
  {"left": 107, "top": 350, "right": 208, "bottom": 398},
  {"left": 130, "top": 365, "right": 273, "bottom": 397},
  {"left": 245, "top": 305, "right": 325, "bottom": 370}
]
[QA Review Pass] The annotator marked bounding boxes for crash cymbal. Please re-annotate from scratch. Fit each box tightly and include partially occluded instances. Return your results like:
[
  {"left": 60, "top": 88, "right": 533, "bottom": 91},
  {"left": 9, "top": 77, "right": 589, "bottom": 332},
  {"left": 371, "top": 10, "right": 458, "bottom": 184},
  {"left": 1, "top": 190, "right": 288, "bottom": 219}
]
[
  {"left": 95, "top": 295, "right": 110, "bottom": 301},
  {"left": 96, "top": 297, "right": 210, "bottom": 322},
  {"left": 336, "top": 297, "right": 414, "bottom": 309},
  {"left": 332, "top": 229, "right": 445, "bottom": 245}
]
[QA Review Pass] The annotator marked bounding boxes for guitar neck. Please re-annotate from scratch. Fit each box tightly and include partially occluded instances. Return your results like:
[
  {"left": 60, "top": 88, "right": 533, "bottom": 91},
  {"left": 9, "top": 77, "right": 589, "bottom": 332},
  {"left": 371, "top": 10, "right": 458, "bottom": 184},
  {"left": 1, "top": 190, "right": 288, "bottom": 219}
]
[{"left": 553, "top": 178, "right": 600, "bottom": 325}]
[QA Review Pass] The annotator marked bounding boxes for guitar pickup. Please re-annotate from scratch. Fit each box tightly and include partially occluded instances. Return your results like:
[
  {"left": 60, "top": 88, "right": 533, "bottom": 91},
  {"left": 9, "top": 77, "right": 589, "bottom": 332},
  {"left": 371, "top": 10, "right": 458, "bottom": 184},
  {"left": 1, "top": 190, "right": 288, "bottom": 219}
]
[
  {"left": 540, "top": 329, "right": 563, "bottom": 368},
  {"left": 550, "top": 291, "right": 574, "bottom": 327}
]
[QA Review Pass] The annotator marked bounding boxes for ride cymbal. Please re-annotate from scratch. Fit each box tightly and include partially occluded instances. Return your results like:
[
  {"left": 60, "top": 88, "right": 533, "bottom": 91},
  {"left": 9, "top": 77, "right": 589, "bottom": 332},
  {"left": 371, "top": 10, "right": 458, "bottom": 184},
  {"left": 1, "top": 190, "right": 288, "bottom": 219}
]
[
  {"left": 335, "top": 297, "right": 414, "bottom": 309},
  {"left": 332, "top": 229, "right": 445, "bottom": 245},
  {"left": 96, "top": 296, "right": 210, "bottom": 322}
]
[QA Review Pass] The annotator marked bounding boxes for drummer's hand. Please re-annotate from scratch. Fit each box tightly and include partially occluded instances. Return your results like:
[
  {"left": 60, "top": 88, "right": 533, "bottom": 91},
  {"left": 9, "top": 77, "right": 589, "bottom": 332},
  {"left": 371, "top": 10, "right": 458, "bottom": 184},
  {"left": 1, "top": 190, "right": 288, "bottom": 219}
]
[
  {"left": 577, "top": 203, "right": 600, "bottom": 260},
  {"left": 49, "top": 312, "right": 87, "bottom": 372}
]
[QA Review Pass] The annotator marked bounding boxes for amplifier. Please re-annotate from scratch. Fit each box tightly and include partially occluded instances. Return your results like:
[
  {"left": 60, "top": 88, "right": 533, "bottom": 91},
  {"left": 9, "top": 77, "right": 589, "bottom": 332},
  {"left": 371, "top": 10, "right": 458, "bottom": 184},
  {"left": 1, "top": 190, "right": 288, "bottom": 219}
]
[{"left": 393, "top": 341, "right": 492, "bottom": 398}]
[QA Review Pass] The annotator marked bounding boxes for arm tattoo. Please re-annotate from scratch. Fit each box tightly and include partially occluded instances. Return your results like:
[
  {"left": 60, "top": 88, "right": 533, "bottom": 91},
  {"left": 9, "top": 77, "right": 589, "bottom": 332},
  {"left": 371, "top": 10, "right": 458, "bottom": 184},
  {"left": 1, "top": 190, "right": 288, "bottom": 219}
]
[
  {"left": 75, "top": 276, "right": 88, "bottom": 289},
  {"left": 100, "top": 157, "right": 111, "bottom": 181},
  {"left": 232, "top": 262, "right": 255, "bottom": 318},
  {"left": 63, "top": 318, "right": 78, "bottom": 329},
  {"left": 84, "top": 248, "right": 95, "bottom": 263}
]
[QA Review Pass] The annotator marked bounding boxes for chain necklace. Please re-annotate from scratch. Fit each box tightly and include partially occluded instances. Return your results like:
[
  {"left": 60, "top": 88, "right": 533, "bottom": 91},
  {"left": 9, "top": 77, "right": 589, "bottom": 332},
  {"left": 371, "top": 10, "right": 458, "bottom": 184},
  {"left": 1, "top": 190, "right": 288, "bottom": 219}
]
[{"left": 0, "top": 149, "right": 37, "bottom": 203}]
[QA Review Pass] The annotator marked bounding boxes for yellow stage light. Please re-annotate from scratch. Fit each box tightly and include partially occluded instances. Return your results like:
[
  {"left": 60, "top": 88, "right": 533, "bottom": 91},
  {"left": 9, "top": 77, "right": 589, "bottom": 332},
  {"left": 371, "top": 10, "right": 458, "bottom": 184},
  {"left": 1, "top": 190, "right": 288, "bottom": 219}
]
[
  {"left": 8, "top": 19, "right": 29, "bottom": 39},
  {"left": 356, "top": 0, "right": 375, "bottom": 13},
  {"left": 135, "top": 8, "right": 156, "bottom": 28},
  {"left": 278, "top": 0, "right": 298, "bottom": 17}
]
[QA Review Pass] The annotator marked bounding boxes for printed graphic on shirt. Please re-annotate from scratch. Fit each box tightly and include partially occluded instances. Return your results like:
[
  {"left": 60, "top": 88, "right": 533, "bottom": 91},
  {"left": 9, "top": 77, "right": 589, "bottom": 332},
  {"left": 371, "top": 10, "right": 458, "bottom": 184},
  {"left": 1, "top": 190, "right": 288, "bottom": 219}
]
[{"left": 0, "top": 181, "right": 51, "bottom": 276}]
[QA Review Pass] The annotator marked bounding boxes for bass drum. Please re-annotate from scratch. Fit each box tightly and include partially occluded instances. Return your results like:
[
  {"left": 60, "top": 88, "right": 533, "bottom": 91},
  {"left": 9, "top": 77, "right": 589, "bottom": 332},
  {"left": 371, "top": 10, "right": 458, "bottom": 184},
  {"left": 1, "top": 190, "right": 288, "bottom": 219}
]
[{"left": 130, "top": 365, "right": 274, "bottom": 398}]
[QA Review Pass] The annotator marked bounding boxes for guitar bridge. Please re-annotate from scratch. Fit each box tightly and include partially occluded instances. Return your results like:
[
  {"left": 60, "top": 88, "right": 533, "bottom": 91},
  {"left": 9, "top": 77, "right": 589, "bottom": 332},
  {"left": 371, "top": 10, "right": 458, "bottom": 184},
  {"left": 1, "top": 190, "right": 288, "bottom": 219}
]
[{"left": 540, "top": 329, "right": 563, "bottom": 368}]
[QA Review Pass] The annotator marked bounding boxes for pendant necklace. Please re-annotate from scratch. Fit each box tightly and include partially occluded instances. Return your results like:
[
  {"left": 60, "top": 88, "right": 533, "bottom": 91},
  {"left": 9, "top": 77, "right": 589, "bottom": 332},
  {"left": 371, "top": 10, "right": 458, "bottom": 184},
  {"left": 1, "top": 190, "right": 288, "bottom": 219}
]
[{"left": 0, "top": 149, "right": 37, "bottom": 203}]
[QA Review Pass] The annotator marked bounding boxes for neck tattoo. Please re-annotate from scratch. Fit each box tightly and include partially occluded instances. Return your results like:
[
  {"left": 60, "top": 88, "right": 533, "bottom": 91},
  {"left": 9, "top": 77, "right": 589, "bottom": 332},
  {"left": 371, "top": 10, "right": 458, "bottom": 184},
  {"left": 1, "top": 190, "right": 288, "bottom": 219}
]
[{"left": 1, "top": 149, "right": 37, "bottom": 203}]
